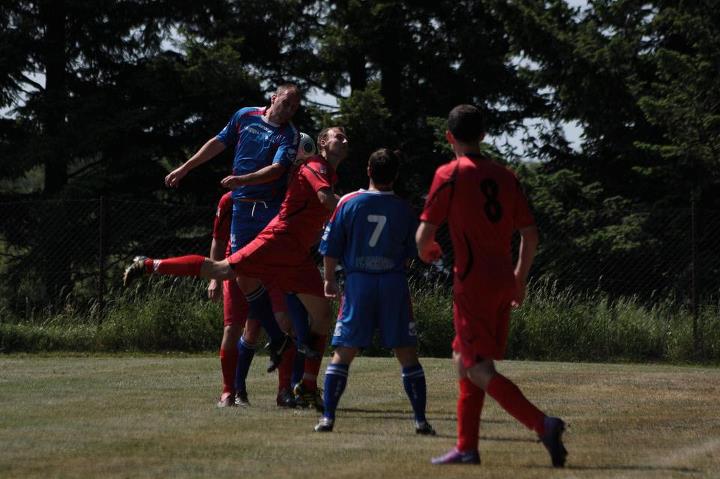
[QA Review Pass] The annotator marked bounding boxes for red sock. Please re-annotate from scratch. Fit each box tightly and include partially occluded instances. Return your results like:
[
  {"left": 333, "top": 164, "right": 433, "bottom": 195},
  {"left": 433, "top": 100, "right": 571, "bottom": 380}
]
[
  {"left": 486, "top": 373, "right": 545, "bottom": 435},
  {"left": 457, "top": 377, "right": 485, "bottom": 452},
  {"left": 219, "top": 347, "right": 238, "bottom": 396},
  {"left": 302, "top": 333, "right": 327, "bottom": 391},
  {"left": 144, "top": 255, "right": 205, "bottom": 276},
  {"left": 277, "top": 346, "right": 295, "bottom": 392}
]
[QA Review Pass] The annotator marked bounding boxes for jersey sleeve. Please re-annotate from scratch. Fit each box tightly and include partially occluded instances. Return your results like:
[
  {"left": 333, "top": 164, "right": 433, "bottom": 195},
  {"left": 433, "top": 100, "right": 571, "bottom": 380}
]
[
  {"left": 216, "top": 108, "right": 250, "bottom": 147},
  {"left": 212, "top": 192, "right": 233, "bottom": 241},
  {"left": 302, "top": 159, "right": 333, "bottom": 193},
  {"left": 318, "top": 202, "right": 346, "bottom": 258},
  {"left": 419, "top": 163, "right": 454, "bottom": 226},
  {"left": 512, "top": 176, "right": 535, "bottom": 229},
  {"left": 272, "top": 125, "right": 300, "bottom": 168}
]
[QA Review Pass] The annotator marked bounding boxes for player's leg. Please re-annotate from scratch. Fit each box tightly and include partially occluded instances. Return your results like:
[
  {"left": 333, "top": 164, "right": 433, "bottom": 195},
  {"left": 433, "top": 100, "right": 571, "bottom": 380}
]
[
  {"left": 218, "top": 323, "right": 242, "bottom": 407},
  {"left": 272, "top": 307, "right": 298, "bottom": 408},
  {"left": 431, "top": 350, "right": 483, "bottom": 465},
  {"left": 394, "top": 346, "right": 435, "bottom": 435},
  {"left": 293, "top": 292, "right": 331, "bottom": 410},
  {"left": 314, "top": 346, "right": 358, "bottom": 432},
  {"left": 123, "top": 256, "right": 234, "bottom": 286},
  {"left": 466, "top": 358, "right": 567, "bottom": 467},
  {"left": 234, "top": 318, "right": 260, "bottom": 407},
  {"left": 377, "top": 273, "right": 435, "bottom": 435},
  {"left": 285, "top": 293, "right": 310, "bottom": 390},
  {"left": 218, "top": 278, "right": 247, "bottom": 407}
]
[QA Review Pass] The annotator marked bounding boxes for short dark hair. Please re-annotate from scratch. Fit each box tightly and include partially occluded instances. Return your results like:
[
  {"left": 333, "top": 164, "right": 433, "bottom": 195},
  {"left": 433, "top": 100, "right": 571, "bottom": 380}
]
[
  {"left": 368, "top": 148, "right": 400, "bottom": 185},
  {"left": 317, "top": 126, "right": 346, "bottom": 153},
  {"left": 275, "top": 83, "right": 300, "bottom": 96},
  {"left": 448, "top": 104, "right": 485, "bottom": 142}
]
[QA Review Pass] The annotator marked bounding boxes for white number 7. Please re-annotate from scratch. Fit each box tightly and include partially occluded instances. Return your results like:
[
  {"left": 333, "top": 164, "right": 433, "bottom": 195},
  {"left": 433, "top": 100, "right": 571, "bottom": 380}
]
[{"left": 367, "top": 214, "right": 387, "bottom": 247}]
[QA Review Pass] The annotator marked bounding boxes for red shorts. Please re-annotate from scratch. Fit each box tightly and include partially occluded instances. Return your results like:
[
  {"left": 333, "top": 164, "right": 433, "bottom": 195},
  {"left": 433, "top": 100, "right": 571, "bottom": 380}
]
[
  {"left": 452, "top": 285, "right": 515, "bottom": 368},
  {"left": 227, "top": 229, "right": 324, "bottom": 298},
  {"left": 222, "top": 279, "right": 288, "bottom": 327}
]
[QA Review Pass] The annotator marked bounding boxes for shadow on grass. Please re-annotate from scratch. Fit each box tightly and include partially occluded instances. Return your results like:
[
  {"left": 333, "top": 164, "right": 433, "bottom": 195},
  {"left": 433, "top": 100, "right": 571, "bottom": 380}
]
[
  {"left": 338, "top": 407, "right": 510, "bottom": 424},
  {"left": 559, "top": 465, "right": 701, "bottom": 474}
]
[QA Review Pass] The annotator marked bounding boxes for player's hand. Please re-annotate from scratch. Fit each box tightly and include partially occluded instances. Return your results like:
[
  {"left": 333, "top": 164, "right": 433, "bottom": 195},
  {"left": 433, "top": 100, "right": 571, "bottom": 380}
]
[
  {"left": 220, "top": 175, "right": 244, "bottom": 189},
  {"left": 165, "top": 166, "right": 187, "bottom": 188},
  {"left": 207, "top": 279, "right": 222, "bottom": 302},
  {"left": 324, "top": 279, "right": 339, "bottom": 298},
  {"left": 419, "top": 241, "right": 443, "bottom": 263},
  {"left": 511, "top": 275, "right": 527, "bottom": 308}
]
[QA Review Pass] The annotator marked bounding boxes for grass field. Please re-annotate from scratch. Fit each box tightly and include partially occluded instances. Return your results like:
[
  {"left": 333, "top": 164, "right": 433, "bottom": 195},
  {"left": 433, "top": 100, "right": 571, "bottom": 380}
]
[{"left": 1, "top": 356, "right": 718, "bottom": 478}]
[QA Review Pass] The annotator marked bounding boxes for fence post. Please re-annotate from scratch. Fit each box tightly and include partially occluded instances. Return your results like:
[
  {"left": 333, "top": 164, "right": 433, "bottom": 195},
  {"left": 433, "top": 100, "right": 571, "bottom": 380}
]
[
  {"left": 98, "top": 196, "right": 107, "bottom": 322},
  {"left": 690, "top": 188, "right": 700, "bottom": 358}
]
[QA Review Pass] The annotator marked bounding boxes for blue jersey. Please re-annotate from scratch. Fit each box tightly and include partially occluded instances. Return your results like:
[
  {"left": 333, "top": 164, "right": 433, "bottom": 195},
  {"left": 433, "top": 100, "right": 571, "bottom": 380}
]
[
  {"left": 319, "top": 189, "right": 418, "bottom": 274},
  {"left": 216, "top": 106, "right": 299, "bottom": 203}
]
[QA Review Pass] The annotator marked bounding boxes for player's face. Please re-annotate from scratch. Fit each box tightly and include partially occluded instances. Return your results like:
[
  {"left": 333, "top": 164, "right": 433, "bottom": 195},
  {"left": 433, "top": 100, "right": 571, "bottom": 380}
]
[
  {"left": 270, "top": 90, "right": 301, "bottom": 123},
  {"left": 324, "top": 128, "right": 349, "bottom": 158}
]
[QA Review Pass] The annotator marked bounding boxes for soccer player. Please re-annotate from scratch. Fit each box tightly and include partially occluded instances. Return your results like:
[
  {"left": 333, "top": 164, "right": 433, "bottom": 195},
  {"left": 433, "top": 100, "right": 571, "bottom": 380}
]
[
  {"left": 416, "top": 105, "right": 567, "bottom": 467},
  {"left": 124, "top": 126, "right": 350, "bottom": 409},
  {"left": 209, "top": 191, "right": 296, "bottom": 408},
  {"left": 313, "top": 148, "right": 436, "bottom": 436},
  {"left": 163, "top": 84, "right": 302, "bottom": 369}
]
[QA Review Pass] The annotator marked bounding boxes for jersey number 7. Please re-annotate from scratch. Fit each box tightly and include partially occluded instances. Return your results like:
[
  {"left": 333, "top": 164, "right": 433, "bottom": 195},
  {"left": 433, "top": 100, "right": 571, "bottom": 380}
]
[{"left": 367, "top": 214, "right": 387, "bottom": 247}]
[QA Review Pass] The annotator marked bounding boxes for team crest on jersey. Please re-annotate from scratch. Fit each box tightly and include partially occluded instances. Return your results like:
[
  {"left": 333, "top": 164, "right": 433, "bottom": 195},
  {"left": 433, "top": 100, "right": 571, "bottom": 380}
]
[
  {"left": 333, "top": 321, "right": 343, "bottom": 337},
  {"left": 408, "top": 321, "right": 417, "bottom": 337}
]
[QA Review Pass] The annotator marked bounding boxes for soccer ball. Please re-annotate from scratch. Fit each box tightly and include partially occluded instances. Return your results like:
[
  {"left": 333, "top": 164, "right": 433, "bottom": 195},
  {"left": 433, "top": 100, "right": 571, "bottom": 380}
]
[{"left": 297, "top": 132, "right": 317, "bottom": 161}]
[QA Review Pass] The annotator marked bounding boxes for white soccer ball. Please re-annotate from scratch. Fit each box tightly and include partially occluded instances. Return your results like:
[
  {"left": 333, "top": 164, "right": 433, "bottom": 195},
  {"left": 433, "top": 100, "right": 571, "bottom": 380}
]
[{"left": 297, "top": 132, "right": 317, "bottom": 161}]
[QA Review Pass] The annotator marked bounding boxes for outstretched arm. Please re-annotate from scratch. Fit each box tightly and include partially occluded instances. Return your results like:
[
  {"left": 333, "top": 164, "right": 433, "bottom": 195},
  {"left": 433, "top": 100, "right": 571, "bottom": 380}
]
[
  {"left": 220, "top": 163, "right": 287, "bottom": 189},
  {"left": 166, "top": 137, "right": 227, "bottom": 187}
]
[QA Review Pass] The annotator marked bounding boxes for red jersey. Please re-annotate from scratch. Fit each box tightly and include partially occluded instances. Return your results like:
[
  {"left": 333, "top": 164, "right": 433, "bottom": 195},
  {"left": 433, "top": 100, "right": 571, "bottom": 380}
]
[
  {"left": 265, "top": 154, "right": 338, "bottom": 250},
  {"left": 420, "top": 154, "right": 534, "bottom": 294}
]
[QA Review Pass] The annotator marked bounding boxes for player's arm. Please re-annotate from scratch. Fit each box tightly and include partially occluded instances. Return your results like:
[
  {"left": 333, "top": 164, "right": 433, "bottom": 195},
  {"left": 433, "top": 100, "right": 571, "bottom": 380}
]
[
  {"left": 207, "top": 235, "right": 227, "bottom": 302},
  {"left": 415, "top": 221, "right": 443, "bottom": 263},
  {"left": 512, "top": 224, "right": 538, "bottom": 308},
  {"left": 323, "top": 256, "right": 340, "bottom": 298},
  {"left": 166, "top": 137, "right": 226, "bottom": 188},
  {"left": 220, "top": 163, "right": 287, "bottom": 189},
  {"left": 317, "top": 187, "right": 339, "bottom": 211}
]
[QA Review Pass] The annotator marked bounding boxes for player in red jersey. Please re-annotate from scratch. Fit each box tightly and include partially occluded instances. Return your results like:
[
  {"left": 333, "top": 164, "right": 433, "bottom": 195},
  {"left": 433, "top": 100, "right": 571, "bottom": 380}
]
[
  {"left": 209, "top": 192, "right": 295, "bottom": 408},
  {"left": 124, "top": 126, "right": 349, "bottom": 408},
  {"left": 416, "top": 105, "right": 567, "bottom": 467}
]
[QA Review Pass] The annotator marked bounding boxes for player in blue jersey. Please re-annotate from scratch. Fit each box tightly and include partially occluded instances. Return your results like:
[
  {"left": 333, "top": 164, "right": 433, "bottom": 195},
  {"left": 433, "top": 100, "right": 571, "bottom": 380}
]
[
  {"left": 314, "top": 148, "right": 436, "bottom": 435},
  {"left": 163, "top": 84, "right": 301, "bottom": 376}
]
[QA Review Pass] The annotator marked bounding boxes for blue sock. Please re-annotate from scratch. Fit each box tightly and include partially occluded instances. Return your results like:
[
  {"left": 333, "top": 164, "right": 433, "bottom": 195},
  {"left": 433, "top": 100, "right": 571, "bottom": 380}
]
[
  {"left": 402, "top": 363, "right": 427, "bottom": 422},
  {"left": 291, "top": 348, "right": 305, "bottom": 389},
  {"left": 234, "top": 337, "right": 256, "bottom": 393},
  {"left": 246, "top": 286, "right": 283, "bottom": 343},
  {"left": 286, "top": 293, "right": 310, "bottom": 347},
  {"left": 322, "top": 363, "right": 349, "bottom": 420}
]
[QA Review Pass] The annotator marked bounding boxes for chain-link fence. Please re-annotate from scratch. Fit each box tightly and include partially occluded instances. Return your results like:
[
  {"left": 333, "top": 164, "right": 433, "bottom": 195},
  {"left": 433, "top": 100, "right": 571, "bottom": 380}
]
[{"left": 1, "top": 198, "right": 719, "bottom": 329}]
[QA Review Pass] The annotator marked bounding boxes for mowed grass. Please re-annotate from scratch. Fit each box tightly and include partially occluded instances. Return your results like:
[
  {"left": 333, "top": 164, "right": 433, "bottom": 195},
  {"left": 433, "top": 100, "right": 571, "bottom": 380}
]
[{"left": 1, "top": 356, "right": 719, "bottom": 479}]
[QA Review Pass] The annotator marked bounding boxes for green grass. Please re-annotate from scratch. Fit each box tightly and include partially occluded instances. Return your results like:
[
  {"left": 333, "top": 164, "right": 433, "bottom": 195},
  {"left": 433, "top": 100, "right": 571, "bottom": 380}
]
[{"left": 1, "top": 355, "right": 719, "bottom": 478}]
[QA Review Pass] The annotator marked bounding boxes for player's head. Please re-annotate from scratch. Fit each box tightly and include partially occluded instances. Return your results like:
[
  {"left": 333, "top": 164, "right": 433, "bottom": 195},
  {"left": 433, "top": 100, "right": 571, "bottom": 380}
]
[
  {"left": 446, "top": 104, "right": 485, "bottom": 145},
  {"left": 296, "top": 132, "right": 317, "bottom": 161},
  {"left": 269, "top": 83, "right": 301, "bottom": 123},
  {"left": 317, "top": 126, "right": 349, "bottom": 161},
  {"left": 367, "top": 148, "right": 400, "bottom": 187}
]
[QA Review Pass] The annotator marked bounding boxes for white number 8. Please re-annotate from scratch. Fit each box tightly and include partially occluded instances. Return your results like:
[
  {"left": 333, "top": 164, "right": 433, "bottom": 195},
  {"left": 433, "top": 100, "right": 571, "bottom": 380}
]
[{"left": 367, "top": 214, "right": 387, "bottom": 247}]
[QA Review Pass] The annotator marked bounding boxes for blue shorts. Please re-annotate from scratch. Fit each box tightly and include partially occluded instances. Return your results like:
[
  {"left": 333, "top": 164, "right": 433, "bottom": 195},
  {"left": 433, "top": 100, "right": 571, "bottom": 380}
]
[
  {"left": 230, "top": 200, "right": 281, "bottom": 253},
  {"left": 332, "top": 272, "right": 417, "bottom": 349}
]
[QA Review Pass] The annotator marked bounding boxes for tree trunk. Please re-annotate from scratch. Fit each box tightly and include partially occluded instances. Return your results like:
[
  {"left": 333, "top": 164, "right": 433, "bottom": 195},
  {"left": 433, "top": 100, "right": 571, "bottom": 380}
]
[{"left": 40, "top": 0, "right": 67, "bottom": 196}]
